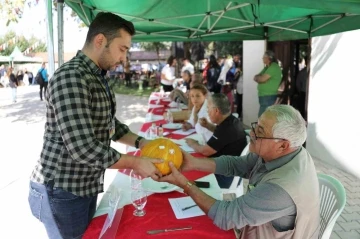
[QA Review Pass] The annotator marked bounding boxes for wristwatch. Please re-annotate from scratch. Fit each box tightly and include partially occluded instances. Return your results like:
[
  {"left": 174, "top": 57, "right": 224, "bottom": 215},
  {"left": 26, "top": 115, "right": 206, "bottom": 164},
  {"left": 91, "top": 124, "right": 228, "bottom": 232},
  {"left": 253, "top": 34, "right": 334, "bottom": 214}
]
[
  {"left": 135, "top": 136, "right": 144, "bottom": 149},
  {"left": 183, "top": 180, "right": 195, "bottom": 195}
]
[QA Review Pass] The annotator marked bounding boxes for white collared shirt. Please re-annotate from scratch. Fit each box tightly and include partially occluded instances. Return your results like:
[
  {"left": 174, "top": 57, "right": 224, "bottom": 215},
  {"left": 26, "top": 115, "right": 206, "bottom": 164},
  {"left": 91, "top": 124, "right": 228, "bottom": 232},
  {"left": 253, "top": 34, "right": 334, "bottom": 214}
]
[{"left": 187, "top": 99, "right": 213, "bottom": 142}]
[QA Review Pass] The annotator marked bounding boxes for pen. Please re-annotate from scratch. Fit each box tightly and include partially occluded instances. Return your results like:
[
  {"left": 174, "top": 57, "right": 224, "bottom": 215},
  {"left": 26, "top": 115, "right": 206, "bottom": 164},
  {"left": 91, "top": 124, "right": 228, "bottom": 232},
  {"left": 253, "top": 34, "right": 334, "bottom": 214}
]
[{"left": 182, "top": 204, "right": 198, "bottom": 211}]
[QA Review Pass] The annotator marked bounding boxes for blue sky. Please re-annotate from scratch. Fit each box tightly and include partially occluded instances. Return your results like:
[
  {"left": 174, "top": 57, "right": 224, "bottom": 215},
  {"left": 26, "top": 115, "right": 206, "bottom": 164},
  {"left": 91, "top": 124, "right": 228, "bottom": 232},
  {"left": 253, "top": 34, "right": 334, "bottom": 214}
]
[{"left": 0, "top": 1, "right": 88, "bottom": 53}]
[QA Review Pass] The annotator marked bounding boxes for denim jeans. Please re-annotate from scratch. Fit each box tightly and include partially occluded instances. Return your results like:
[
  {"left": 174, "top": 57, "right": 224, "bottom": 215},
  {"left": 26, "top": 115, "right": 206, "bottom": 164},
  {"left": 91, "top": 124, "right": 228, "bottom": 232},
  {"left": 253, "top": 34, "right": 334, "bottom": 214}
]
[
  {"left": 28, "top": 181, "right": 98, "bottom": 239},
  {"left": 258, "top": 95, "right": 277, "bottom": 117}
]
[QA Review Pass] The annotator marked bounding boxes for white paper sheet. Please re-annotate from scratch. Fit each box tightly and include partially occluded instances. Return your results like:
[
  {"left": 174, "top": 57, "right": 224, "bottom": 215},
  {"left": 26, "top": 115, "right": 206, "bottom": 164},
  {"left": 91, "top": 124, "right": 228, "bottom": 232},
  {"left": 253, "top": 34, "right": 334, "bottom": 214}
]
[
  {"left": 179, "top": 144, "right": 195, "bottom": 152},
  {"left": 148, "top": 104, "right": 164, "bottom": 109},
  {"left": 99, "top": 188, "right": 122, "bottom": 238},
  {"left": 168, "top": 196, "right": 205, "bottom": 219},
  {"left": 172, "top": 128, "right": 196, "bottom": 136},
  {"left": 145, "top": 113, "right": 164, "bottom": 122}
]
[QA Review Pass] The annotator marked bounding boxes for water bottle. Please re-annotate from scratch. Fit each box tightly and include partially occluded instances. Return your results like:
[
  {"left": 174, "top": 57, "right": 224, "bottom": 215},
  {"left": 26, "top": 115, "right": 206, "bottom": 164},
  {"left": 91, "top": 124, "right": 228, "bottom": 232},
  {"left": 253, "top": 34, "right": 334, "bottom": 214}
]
[
  {"left": 176, "top": 98, "right": 181, "bottom": 110},
  {"left": 157, "top": 125, "right": 164, "bottom": 137},
  {"left": 159, "top": 85, "right": 164, "bottom": 98},
  {"left": 166, "top": 110, "right": 173, "bottom": 124},
  {"left": 149, "top": 122, "right": 157, "bottom": 139}
]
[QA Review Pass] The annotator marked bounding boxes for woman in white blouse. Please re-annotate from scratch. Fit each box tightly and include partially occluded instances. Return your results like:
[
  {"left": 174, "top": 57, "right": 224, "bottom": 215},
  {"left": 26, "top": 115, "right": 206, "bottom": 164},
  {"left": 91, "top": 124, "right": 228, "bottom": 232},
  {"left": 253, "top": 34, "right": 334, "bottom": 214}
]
[{"left": 182, "top": 84, "right": 213, "bottom": 143}]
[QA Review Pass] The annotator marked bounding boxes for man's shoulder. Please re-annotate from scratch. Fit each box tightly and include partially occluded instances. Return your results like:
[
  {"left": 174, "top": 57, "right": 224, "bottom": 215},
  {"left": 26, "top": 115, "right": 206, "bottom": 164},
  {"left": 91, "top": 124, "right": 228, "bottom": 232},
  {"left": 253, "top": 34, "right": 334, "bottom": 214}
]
[
  {"left": 51, "top": 57, "right": 90, "bottom": 82},
  {"left": 219, "top": 115, "right": 243, "bottom": 130}
]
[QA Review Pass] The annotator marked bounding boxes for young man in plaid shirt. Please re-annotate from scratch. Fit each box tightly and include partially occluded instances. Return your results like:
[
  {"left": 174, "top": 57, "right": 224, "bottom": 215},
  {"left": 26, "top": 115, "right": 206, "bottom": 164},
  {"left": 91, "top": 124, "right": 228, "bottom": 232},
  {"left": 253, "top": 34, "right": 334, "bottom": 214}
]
[{"left": 28, "top": 13, "right": 162, "bottom": 239}]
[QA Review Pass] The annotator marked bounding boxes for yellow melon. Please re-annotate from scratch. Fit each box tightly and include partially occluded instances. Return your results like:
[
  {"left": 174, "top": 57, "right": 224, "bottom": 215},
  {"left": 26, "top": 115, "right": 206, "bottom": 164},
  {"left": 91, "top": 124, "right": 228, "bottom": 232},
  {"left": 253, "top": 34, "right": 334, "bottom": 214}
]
[{"left": 140, "top": 138, "right": 183, "bottom": 175}]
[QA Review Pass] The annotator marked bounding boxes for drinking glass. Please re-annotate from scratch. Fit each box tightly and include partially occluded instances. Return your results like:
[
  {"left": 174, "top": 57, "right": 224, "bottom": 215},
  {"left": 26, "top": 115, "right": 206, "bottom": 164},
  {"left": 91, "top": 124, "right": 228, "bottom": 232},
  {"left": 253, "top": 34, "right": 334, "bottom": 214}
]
[
  {"left": 130, "top": 170, "right": 142, "bottom": 190},
  {"left": 166, "top": 110, "right": 173, "bottom": 124},
  {"left": 131, "top": 190, "right": 147, "bottom": 217}
]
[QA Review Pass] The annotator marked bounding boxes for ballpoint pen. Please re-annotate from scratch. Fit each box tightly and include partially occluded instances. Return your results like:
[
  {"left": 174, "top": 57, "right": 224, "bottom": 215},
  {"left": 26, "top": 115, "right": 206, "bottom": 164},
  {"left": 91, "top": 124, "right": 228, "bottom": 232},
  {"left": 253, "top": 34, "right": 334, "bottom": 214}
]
[{"left": 182, "top": 204, "right": 198, "bottom": 211}]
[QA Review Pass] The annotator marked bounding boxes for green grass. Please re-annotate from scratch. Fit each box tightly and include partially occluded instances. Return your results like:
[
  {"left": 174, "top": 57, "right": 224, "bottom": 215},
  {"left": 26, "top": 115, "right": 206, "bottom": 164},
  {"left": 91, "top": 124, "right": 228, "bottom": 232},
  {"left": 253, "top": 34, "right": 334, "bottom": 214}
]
[{"left": 112, "top": 83, "right": 157, "bottom": 97}]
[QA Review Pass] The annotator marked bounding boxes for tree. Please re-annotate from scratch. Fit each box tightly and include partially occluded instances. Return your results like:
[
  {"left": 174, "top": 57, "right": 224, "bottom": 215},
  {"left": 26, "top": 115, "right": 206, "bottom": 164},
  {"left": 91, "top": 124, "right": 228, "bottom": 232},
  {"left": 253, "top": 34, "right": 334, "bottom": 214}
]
[
  {"left": 0, "top": 1, "right": 86, "bottom": 28},
  {"left": 213, "top": 41, "right": 243, "bottom": 57},
  {"left": 0, "top": 0, "right": 25, "bottom": 25},
  {"left": 0, "top": 31, "right": 47, "bottom": 56},
  {"left": 190, "top": 42, "right": 205, "bottom": 62},
  {"left": 139, "top": 42, "right": 171, "bottom": 62}
]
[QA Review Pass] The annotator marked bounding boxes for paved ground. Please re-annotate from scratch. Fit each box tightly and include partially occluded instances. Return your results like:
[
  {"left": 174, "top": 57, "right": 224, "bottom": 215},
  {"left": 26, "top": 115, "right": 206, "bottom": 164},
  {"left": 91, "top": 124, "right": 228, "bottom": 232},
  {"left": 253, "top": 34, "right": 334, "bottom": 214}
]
[{"left": 0, "top": 86, "right": 359, "bottom": 238}]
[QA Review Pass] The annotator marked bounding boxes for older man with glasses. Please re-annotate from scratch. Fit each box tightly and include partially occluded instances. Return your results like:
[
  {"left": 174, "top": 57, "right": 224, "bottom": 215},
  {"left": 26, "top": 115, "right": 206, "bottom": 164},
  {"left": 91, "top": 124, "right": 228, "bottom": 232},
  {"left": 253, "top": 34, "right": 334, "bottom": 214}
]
[{"left": 158, "top": 105, "right": 320, "bottom": 239}]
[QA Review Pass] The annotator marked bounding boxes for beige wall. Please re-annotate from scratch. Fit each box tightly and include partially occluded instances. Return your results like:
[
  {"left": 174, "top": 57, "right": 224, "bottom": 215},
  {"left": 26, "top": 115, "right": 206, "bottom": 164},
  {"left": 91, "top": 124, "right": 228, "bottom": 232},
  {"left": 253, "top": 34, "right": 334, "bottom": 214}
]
[
  {"left": 307, "top": 30, "right": 360, "bottom": 178},
  {"left": 242, "top": 40, "right": 266, "bottom": 126}
]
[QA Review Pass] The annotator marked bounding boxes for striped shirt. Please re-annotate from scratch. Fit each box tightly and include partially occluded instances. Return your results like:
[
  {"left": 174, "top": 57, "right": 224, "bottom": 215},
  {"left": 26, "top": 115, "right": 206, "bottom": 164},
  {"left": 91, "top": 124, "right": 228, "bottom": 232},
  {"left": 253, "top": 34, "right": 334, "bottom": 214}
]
[{"left": 30, "top": 51, "right": 129, "bottom": 197}]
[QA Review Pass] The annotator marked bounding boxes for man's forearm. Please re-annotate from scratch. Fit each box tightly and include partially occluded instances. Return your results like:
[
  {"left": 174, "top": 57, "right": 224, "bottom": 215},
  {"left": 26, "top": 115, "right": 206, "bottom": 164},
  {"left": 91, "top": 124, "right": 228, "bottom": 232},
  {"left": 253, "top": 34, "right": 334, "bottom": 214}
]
[
  {"left": 184, "top": 184, "right": 217, "bottom": 214},
  {"left": 109, "top": 154, "right": 137, "bottom": 169},
  {"left": 191, "top": 157, "right": 216, "bottom": 173},
  {"left": 116, "top": 131, "right": 143, "bottom": 148}
]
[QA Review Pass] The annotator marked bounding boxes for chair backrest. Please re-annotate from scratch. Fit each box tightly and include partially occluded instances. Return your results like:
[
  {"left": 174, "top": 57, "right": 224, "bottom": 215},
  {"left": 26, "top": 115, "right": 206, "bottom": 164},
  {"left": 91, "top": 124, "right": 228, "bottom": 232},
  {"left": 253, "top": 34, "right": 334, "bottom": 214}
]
[{"left": 317, "top": 173, "right": 346, "bottom": 239}]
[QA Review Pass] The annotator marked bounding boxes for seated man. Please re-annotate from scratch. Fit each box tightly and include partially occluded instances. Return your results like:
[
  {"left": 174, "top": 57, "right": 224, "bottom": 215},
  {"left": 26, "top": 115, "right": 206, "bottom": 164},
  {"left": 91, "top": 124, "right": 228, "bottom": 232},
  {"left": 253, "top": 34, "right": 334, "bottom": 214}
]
[
  {"left": 159, "top": 105, "right": 320, "bottom": 238},
  {"left": 185, "top": 93, "right": 247, "bottom": 188}
]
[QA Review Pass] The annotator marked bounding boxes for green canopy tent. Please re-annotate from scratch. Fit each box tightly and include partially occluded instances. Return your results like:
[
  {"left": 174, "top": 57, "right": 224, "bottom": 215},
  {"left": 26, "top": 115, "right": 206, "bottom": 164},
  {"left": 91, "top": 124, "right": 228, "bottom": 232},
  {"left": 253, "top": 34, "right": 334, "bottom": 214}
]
[{"left": 64, "top": 0, "right": 360, "bottom": 42}]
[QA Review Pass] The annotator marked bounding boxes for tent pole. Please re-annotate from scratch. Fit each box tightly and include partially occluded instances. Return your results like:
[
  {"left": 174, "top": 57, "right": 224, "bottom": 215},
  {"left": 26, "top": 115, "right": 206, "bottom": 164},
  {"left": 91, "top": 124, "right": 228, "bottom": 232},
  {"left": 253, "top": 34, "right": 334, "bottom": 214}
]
[
  {"left": 45, "top": 0, "right": 55, "bottom": 78},
  {"left": 57, "top": 0, "right": 64, "bottom": 66}
]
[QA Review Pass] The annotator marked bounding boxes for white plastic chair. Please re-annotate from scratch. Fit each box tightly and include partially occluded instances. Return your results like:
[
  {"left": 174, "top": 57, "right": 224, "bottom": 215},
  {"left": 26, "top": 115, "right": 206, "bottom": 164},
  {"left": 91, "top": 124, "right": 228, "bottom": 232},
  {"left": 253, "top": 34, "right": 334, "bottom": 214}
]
[
  {"left": 221, "top": 143, "right": 250, "bottom": 197},
  {"left": 318, "top": 173, "right": 346, "bottom": 239}
]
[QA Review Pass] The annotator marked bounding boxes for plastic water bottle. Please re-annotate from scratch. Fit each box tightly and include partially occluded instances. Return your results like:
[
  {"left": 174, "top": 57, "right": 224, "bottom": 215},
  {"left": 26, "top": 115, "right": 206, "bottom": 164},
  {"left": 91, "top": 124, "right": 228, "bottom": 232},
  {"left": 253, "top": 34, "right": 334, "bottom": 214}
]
[
  {"left": 157, "top": 125, "right": 164, "bottom": 137},
  {"left": 176, "top": 98, "right": 181, "bottom": 110},
  {"left": 149, "top": 122, "right": 157, "bottom": 139},
  {"left": 166, "top": 110, "right": 173, "bottom": 124},
  {"left": 159, "top": 85, "right": 164, "bottom": 98}
]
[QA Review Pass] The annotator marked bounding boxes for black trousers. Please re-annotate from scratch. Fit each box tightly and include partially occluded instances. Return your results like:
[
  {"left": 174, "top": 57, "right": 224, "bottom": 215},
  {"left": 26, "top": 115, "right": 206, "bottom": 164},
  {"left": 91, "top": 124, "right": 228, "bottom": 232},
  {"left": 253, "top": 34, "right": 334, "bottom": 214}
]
[
  {"left": 125, "top": 73, "right": 131, "bottom": 86},
  {"left": 40, "top": 82, "right": 48, "bottom": 100},
  {"left": 236, "top": 92, "right": 243, "bottom": 119},
  {"left": 161, "top": 83, "right": 174, "bottom": 92}
]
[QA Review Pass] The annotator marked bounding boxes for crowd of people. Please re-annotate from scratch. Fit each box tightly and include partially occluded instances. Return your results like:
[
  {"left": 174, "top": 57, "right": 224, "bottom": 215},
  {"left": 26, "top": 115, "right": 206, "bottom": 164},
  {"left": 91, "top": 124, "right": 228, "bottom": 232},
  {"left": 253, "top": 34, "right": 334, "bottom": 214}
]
[
  {"left": 27, "top": 12, "right": 317, "bottom": 239},
  {"left": 0, "top": 63, "right": 49, "bottom": 103}
]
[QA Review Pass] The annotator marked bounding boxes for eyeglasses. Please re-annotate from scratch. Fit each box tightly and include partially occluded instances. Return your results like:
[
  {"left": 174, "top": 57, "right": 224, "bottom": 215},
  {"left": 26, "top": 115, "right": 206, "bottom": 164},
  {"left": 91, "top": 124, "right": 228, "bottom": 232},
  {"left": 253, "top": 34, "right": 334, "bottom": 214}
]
[{"left": 250, "top": 122, "right": 287, "bottom": 141}]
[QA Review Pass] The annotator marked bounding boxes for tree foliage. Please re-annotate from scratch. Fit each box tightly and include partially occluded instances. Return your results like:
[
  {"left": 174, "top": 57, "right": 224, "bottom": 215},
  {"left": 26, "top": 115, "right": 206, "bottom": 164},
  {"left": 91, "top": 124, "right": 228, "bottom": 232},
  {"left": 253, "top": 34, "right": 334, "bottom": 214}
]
[
  {"left": 0, "top": 31, "right": 47, "bottom": 56},
  {"left": 139, "top": 42, "right": 171, "bottom": 62},
  {"left": 213, "top": 41, "right": 243, "bottom": 57}
]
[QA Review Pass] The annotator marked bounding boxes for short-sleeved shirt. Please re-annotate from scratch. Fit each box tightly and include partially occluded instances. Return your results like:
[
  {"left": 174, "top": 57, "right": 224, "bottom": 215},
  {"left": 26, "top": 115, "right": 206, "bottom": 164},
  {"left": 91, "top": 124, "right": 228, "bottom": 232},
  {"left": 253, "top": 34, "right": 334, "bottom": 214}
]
[
  {"left": 207, "top": 114, "right": 247, "bottom": 157},
  {"left": 257, "top": 62, "right": 282, "bottom": 96},
  {"left": 181, "top": 63, "right": 194, "bottom": 75},
  {"left": 161, "top": 64, "right": 175, "bottom": 85}
]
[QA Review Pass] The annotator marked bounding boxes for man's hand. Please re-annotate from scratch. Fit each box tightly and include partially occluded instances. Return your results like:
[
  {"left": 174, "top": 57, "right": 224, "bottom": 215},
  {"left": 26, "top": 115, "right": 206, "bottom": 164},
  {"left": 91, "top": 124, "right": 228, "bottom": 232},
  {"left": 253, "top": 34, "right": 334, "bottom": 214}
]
[
  {"left": 157, "top": 162, "right": 188, "bottom": 188},
  {"left": 199, "top": 117, "right": 209, "bottom": 129},
  {"left": 182, "top": 122, "right": 192, "bottom": 131},
  {"left": 185, "top": 138, "right": 198, "bottom": 148},
  {"left": 132, "top": 157, "right": 163, "bottom": 181},
  {"left": 180, "top": 149, "right": 195, "bottom": 172}
]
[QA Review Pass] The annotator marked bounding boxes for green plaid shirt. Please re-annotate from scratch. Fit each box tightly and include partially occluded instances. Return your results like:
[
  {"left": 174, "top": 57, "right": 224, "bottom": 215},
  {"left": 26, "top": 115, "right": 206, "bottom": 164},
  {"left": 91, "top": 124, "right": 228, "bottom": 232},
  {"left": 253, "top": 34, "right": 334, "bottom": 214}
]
[{"left": 30, "top": 51, "right": 129, "bottom": 196}]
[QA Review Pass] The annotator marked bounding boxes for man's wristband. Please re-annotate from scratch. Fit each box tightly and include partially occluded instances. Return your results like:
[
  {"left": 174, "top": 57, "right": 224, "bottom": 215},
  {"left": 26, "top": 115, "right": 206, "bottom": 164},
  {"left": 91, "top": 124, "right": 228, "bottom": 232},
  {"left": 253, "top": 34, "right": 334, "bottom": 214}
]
[{"left": 135, "top": 136, "right": 144, "bottom": 149}]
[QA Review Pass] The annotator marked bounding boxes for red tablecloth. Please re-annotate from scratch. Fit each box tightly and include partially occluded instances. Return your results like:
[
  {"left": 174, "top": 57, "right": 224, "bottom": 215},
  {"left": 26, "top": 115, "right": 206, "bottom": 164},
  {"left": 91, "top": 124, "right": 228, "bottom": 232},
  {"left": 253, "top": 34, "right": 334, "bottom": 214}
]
[
  {"left": 148, "top": 107, "right": 166, "bottom": 116},
  {"left": 83, "top": 190, "right": 235, "bottom": 239},
  {"left": 82, "top": 93, "right": 236, "bottom": 239},
  {"left": 149, "top": 99, "right": 171, "bottom": 106}
]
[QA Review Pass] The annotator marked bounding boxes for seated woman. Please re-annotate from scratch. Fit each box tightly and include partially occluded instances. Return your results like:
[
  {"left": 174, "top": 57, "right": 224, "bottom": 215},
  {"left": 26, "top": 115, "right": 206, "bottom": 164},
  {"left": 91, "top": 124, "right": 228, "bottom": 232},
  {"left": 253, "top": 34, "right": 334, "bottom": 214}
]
[
  {"left": 182, "top": 84, "right": 213, "bottom": 142},
  {"left": 169, "top": 70, "right": 201, "bottom": 105}
]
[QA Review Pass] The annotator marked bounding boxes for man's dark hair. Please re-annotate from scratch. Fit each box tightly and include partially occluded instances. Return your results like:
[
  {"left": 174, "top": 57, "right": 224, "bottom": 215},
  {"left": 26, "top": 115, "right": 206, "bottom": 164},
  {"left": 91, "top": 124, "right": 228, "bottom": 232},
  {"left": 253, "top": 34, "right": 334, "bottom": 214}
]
[
  {"left": 167, "top": 55, "right": 176, "bottom": 66},
  {"left": 211, "top": 93, "right": 231, "bottom": 115},
  {"left": 85, "top": 12, "right": 135, "bottom": 46}
]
